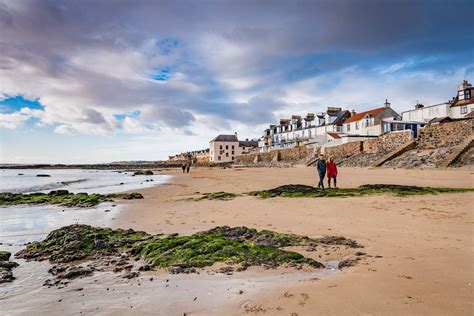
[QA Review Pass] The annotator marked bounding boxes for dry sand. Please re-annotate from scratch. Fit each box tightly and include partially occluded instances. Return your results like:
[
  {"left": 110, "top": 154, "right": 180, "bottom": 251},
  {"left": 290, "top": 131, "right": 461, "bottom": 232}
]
[{"left": 2, "top": 167, "right": 473, "bottom": 315}]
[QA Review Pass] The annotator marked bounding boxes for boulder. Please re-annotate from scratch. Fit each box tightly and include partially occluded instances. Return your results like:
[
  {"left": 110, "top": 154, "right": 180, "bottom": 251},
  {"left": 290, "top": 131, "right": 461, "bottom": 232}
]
[{"left": 0, "top": 251, "right": 11, "bottom": 261}]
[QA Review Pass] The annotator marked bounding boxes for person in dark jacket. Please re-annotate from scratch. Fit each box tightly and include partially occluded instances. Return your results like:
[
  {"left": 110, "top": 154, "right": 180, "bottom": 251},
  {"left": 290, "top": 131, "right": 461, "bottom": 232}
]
[
  {"left": 186, "top": 162, "right": 190, "bottom": 173},
  {"left": 181, "top": 163, "right": 186, "bottom": 173},
  {"left": 326, "top": 156, "right": 338, "bottom": 189},
  {"left": 316, "top": 154, "right": 327, "bottom": 190}
]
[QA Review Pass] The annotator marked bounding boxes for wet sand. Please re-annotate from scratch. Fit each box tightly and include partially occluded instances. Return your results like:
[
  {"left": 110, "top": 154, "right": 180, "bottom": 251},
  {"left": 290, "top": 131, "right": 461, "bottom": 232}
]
[{"left": 1, "top": 167, "right": 473, "bottom": 315}]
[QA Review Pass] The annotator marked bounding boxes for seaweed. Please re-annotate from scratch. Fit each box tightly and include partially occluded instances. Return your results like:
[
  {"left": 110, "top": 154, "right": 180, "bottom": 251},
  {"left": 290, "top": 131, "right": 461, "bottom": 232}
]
[
  {"left": 198, "top": 192, "right": 238, "bottom": 201},
  {"left": 17, "top": 225, "right": 336, "bottom": 272},
  {"left": 0, "top": 191, "right": 143, "bottom": 207},
  {"left": 248, "top": 184, "right": 474, "bottom": 198}
]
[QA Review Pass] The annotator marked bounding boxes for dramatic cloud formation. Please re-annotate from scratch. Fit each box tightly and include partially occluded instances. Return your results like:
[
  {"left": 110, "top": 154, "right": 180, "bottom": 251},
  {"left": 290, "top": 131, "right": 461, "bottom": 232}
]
[{"left": 0, "top": 0, "right": 472, "bottom": 162}]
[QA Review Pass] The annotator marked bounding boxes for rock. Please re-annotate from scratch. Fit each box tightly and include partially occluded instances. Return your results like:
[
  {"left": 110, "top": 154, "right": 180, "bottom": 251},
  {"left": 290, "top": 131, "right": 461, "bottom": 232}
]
[
  {"left": 138, "top": 264, "right": 151, "bottom": 271},
  {"left": 48, "top": 190, "right": 70, "bottom": 196},
  {"left": 0, "top": 251, "right": 11, "bottom": 261},
  {"left": 0, "top": 261, "right": 19, "bottom": 269},
  {"left": 61, "top": 267, "right": 93, "bottom": 279},
  {"left": 217, "top": 266, "right": 234, "bottom": 275},
  {"left": 0, "top": 269, "right": 15, "bottom": 283},
  {"left": 122, "top": 271, "right": 139, "bottom": 279},
  {"left": 338, "top": 259, "right": 358, "bottom": 269},
  {"left": 317, "top": 236, "right": 363, "bottom": 248},
  {"left": 36, "top": 174, "right": 51, "bottom": 177},
  {"left": 354, "top": 252, "right": 366, "bottom": 256}
]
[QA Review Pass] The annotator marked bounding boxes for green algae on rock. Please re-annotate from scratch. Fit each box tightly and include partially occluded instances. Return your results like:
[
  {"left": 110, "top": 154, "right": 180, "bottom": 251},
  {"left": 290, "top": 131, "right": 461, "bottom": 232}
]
[
  {"left": 16, "top": 224, "right": 151, "bottom": 263},
  {"left": 0, "top": 251, "right": 19, "bottom": 283},
  {"left": 198, "top": 192, "right": 238, "bottom": 201},
  {"left": 131, "top": 226, "right": 324, "bottom": 270},
  {"left": 0, "top": 191, "right": 143, "bottom": 207},
  {"left": 16, "top": 225, "right": 356, "bottom": 274},
  {"left": 248, "top": 184, "right": 474, "bottom": 198}
]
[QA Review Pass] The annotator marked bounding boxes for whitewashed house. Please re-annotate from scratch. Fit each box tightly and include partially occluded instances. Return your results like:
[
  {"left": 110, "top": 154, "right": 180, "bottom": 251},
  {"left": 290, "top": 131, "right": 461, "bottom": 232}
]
[
  {"left": 342, "top": 100, "right": 399, "bottom": 136},
  {"left": 401, "top": 80, "right": 473, "bottom": 122},
  {"left": 209, "top": 134, "right": 258, "bottom": 162}
]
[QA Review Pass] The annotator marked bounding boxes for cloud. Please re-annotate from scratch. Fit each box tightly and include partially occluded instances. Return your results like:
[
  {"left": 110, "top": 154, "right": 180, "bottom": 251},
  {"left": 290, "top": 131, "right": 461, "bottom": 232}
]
[{"left": 0, "top": 0, "right": 472, "bottom": 162}]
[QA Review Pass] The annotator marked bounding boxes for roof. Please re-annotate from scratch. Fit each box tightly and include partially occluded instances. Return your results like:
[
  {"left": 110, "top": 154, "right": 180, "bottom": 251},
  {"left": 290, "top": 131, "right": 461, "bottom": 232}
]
[
  {"left": 239, "top": 140, "right": 258, "bottom": 147},
  {"left": 451, "top": 97, "right": 474, "bottom": 107},
  {"left": 345, "top": 107, "right": 386, "bottom": 124},
  {"left": 211, "top": 134, "right": 238, "bottom": 142},
  {"left": 332, "top": 110, "right": 351, "bottom": 126},
  {"left": 327, "top": 132, "right": 341, "bottom": 139},
  {"left": 429, "top": 116, "right": 453, "bottom": 124}
]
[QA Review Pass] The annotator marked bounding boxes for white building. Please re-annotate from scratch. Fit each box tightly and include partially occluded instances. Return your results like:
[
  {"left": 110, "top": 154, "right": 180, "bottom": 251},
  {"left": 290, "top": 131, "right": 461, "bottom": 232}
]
[
  {"left": 209, "top": 134, "right": 258, "bottom": 162},
  {"left": 342, "top": 100, "right": 400, "bottom": 136},
  {"left": 401, "top": 80, "right": 473, "bottom": 122},
  {"left": 259, "top": 108, "right": 351, "bottom": 152},
  {"left": 449, "top": 80, "right": 473, "bottom": 118}
]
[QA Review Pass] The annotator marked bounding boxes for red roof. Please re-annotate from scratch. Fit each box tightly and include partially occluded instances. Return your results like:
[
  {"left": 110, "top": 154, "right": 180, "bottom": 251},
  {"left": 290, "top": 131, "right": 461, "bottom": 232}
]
[
  {"left": 344, "top": 107, "right": 385, "bottom": 124},
  {"left": 327, "top": 132, "right": 341, "bottom": 139}
]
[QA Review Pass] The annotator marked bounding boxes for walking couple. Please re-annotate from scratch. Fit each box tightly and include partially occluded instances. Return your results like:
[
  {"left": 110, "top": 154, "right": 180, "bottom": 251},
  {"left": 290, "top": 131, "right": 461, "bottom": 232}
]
[{"left": 316, "top": 154, "right": 338, "bottom": 190}]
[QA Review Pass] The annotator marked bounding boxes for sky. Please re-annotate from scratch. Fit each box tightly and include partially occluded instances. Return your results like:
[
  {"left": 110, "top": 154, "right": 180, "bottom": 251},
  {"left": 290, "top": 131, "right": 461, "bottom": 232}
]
[{"left": 0, "top": 0, "right": 473, "bottom": 163}]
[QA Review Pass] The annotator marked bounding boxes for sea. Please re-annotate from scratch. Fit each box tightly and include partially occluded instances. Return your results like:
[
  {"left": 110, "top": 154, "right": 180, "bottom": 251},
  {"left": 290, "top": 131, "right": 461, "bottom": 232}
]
[{"left": 0, "top": 169, "right": 171, "bottom": 245}]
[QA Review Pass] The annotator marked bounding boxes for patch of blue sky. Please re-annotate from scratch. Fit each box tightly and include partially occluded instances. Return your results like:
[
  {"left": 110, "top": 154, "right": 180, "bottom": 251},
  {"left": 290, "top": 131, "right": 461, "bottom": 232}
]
[
  {"left": 0, "top": 95, "right": 44, "bottom": 113},
  {"left": 114, "top": 110, "right": 140, "bottom": 120},
  {"left": 152, "top": 67, "right": 172, "bottom": 81},
  {"left": 156, "top": 37, "right": 179, "bottom": 55}
]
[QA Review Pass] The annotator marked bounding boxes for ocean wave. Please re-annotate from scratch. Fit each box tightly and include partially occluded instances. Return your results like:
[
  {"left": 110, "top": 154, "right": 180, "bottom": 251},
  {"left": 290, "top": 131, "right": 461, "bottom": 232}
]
[{"left": 9, "top": 178, "right": 90, "bottom": 194}]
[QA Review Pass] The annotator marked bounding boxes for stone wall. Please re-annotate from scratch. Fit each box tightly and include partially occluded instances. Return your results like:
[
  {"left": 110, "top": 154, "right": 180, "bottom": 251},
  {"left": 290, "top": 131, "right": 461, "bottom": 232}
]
[
  {"left": 362, "top": 130, "right": 413, "bottom": 154},
  {"left": 323, "top": 141, "right": 362, "bottom": 161},
  {"left": 417, "top": 119, "right": 474, "bottom": 149},
  {"left": 235, "top": 146, "right": 315, "bottom": 165}
]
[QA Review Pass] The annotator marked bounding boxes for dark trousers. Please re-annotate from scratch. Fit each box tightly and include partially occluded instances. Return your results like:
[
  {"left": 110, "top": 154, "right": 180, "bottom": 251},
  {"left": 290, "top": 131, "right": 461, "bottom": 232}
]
[
  {"left": 328, "top": 176, "right": 337, "bottom": 188},
  {"left": 318, "top": 172, "right": 325, "bottom": 189}
]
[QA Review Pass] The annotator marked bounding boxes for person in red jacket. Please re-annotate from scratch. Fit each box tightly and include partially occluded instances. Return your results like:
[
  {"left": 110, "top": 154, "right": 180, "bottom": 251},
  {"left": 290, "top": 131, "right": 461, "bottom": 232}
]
[{"left": 326, "top": 156, "right": 338, "bottom": 189}]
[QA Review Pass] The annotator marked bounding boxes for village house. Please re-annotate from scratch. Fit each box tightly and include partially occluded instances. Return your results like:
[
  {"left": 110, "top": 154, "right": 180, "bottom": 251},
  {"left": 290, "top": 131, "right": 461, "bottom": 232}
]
[
  {"left": 209, "top": 134, "right": 258, "bottom": 162},
  {"left": 401, "top": 80, "right": 473, "bottom": 122},
  {"left": 342, "top": 100, "right": 399, "bottom": 137},
  {"left": 169, "top": 148, "right": 209, "bottom": 161},
  {"left": 258, "top": 107, "right": 350, "bottom": 152}
]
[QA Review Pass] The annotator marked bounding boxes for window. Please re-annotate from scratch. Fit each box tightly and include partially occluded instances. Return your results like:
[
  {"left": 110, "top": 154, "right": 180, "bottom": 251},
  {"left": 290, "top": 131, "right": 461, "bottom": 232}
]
[
  {"left": 232, "top": 145, "right": 234, "bottom": 149},
  {"left": 232, "top": 151, "right": 234, "bottom": 155},
  {"left": 231, "top": 156, "right": 234, "bottom": 160},
  {"left": 219, "top": 145, "right": 222, "bottom": 149},
  {"left": 466, "top": 90, "right": 471, "bottom": 100},
  {"left": 226, "top": 145, "right": 228, "bottom": 149},
  {"left": 355, "top": 122, "right": 359, "bottom": 130},
  {"left": 461, "top": 106, "right": 468, "bottom": 114},
  {"left": 347, "top": 124, "right": 351, "bottom": 132},
  {"left": 226, "top": 153, "right": 229, "bottom": 157},
  {"left": 218, "top": 156, "right": 221, "bottom": 161},
  {"left": 429, "top": 107, "right": 439, "bottom": 116}
]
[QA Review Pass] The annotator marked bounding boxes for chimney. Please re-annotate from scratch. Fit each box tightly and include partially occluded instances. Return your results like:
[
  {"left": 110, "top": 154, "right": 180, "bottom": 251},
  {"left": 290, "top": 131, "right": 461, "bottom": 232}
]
[
  {"left": 415, "top": 102, "right": 424, "bottom": 109},
  {"left": 351, "top": 109, "right": 356, "bottom": 116},
  {"left": 384, "top": 99, "right": 391, "bottom": 108}
]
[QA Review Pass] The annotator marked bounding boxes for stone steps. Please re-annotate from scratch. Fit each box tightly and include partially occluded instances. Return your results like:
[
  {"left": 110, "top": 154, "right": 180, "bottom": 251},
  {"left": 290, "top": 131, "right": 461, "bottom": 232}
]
[
  {"left": 305, "top": 155, "right": 319, "bottom": 166},
  {"left": 437, "top": 136, "right": 474, "bottom": 168},
  {"left": 371, "top": 140, "right": 417, "bottom": 167}
]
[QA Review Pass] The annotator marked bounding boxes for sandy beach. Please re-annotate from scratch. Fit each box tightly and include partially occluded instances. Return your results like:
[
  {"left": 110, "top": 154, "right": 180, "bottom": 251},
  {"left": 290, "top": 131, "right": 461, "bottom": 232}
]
[
  {"left": 2, "top": 167, "right": 473, "bottom": 315},
  {"left": 114, "top": 167, "right": 473, "bottom": 315}
]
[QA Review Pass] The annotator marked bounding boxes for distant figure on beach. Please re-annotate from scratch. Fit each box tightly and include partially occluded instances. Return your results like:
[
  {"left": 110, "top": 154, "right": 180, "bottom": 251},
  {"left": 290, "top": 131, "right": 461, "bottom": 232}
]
[
  {"left": 186, "top": 162, "right": 190, "bottom": 173},
  {"left": 181, "top": 163, "right": 187, "bottom": 173},
  {"left": 316, "top": 154, "right": 327, "bottom": 190},
  {"left": 327, "top": 156, "right": 338, "bottom": 189}
]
